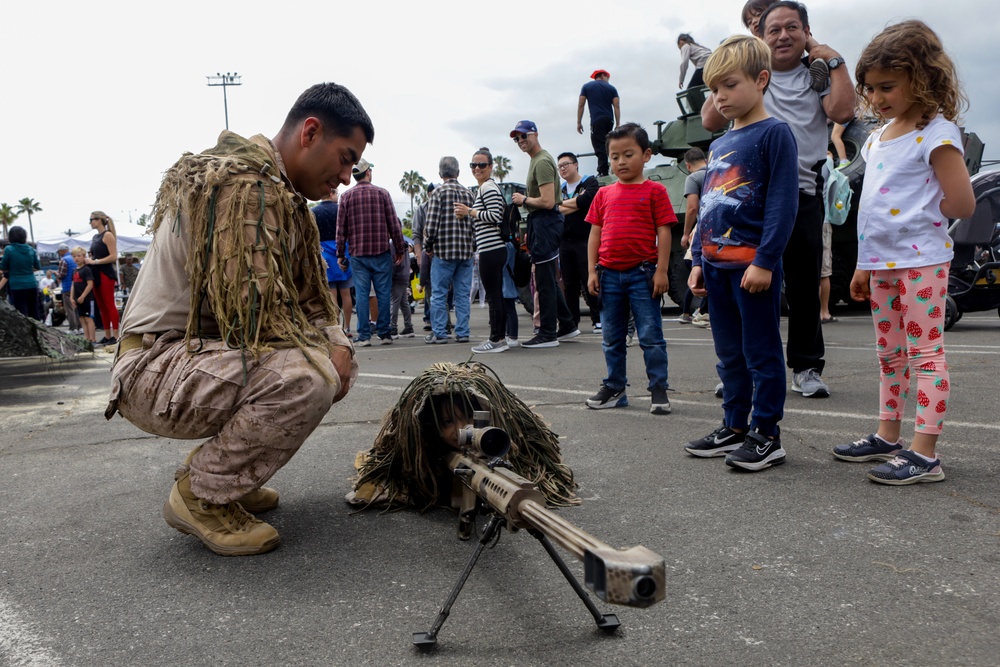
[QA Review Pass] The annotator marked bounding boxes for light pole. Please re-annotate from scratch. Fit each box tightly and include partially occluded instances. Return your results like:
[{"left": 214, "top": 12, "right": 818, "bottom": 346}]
[{"left": 206, "top": 72, "right": 242, "bottom": 130}]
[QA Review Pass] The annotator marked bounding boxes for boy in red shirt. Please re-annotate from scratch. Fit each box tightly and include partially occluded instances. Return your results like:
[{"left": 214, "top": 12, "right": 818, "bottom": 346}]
[{"left": 585, "top": 123, "right": 677, "bottom": 414}]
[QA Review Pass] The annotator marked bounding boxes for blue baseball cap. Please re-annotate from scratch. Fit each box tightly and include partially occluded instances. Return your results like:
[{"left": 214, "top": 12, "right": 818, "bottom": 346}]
[{"left": 509, "top": 120, "right": 538, "bottom": 137}]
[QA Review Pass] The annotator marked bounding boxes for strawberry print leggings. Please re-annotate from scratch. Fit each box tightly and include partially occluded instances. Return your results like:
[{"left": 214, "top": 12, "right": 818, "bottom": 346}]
[{"left": 869, "top": 263, "right": 950, "bottom": 434}]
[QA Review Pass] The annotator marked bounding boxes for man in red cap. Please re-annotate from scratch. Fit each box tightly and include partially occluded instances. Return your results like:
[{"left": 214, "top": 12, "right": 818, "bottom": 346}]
[{"left": 576, "top": 69, "right": 620, "bottom": 177}]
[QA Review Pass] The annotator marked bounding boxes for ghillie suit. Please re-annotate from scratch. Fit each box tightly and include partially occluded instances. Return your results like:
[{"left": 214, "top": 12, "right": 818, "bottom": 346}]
[
  {"left": 351, "top": 361, "right": 580, "bottom": 510},
  {"left": 148, "top": 131, "right": 340, "bottom": 378}
]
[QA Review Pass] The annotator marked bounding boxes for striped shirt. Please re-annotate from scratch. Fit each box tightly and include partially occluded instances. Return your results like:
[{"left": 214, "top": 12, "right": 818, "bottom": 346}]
[
  {"left": 586, "top": 180, "right": 677, "bottom": 270},
  {"left": 423, "top": 179, "right": 476, "bottom": 261},
  {"left": 471, "top": 179, "right": 506, "bottom": 254},
  {"left": 335, "top": 181, "right": 405, "bottom": 258}
]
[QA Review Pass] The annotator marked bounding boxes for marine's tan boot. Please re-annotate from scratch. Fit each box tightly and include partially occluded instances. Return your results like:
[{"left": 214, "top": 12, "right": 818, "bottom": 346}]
[
  {"left": 163, "top": 472, "right": 280, "bottom": 556},
  {"left": 174, "top": 446, "right": 279, "bottom": 513}
]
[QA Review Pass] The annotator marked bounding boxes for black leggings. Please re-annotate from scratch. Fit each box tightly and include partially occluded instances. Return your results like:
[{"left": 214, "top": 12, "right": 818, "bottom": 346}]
[{"left": 478, "top": 247, "right": 507, "bottom": 343}]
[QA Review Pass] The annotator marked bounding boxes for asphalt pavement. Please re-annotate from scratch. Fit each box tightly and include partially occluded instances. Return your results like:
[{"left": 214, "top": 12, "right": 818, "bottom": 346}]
[{"left": 2, "top": 304, "right": 999, "bottom": 667}]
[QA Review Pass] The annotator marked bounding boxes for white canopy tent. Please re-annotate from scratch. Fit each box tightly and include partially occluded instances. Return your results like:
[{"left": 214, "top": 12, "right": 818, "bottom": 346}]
[{"left": 35, "top": 221, "right": 152, "bottom": 254}]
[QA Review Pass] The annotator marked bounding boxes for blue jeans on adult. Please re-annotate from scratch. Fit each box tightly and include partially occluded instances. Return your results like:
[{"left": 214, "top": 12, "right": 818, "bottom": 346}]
[
  {"left": 702, "top": 261, "right": 786, "bottom": 437},
  {"left": 431, "top": 257, "right": 472, "bottom": 338},
  {"left": 599, "top": 264, "right": 669, "bottom": 392},
  {"left": 352, "top": 251, "right": 393, "bottom": 341}
]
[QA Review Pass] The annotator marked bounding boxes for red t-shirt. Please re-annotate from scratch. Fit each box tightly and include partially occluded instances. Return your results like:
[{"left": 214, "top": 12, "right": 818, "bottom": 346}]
[{"left": 586, "top": 180, "right": 677, "bottom": 270}]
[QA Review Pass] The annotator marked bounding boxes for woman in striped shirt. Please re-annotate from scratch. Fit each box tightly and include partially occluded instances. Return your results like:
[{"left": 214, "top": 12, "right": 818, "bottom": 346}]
[{"left": 455, "top": 147, "right": 508, "bottom": 353}]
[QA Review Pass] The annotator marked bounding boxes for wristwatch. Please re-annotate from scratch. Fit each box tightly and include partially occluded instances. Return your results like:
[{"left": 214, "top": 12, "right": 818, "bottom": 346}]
[{"left": 827, "top": 57, "right": 844, "bottom": 70}]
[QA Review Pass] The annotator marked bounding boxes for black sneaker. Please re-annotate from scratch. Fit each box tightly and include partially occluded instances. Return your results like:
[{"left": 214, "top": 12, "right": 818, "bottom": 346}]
[
  {"left": 586, "top": 384, "right": 628, "bottom": 409},
  {"left": 557, "top": 326, "right": 581, "bottom": 341},
  {"left": 399, "top": 326, "right": 415, "bottom": 338},
  {"left": 685, "top": 423, "right": 743, "bottom": 457},
  {"left": 725, "top": 429, "right": 786, "bottom": 471},
  {"left": 522, "top": 335, "right": 559, "bottom": 349},
  {"left": 649, "top": 387, "right": 671, "bottom": 415}
]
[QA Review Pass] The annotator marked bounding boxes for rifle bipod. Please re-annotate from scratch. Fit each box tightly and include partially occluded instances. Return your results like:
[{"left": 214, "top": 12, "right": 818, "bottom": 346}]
[{"left": 412, "top": 513, "right": 621, "bottom": 649}]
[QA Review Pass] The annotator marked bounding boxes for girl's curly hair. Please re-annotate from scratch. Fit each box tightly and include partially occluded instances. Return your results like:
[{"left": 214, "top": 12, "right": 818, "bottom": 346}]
[{"left": 855, "top": 20, "right": 967, "bottom": 129}]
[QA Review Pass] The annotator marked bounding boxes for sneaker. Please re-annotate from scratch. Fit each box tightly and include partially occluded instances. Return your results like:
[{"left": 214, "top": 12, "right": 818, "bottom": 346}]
[
  {"left": 792, "top": 369, "right": 830, "bottom": 398},
  {"left": 423, "top": 323, "right": 432, "bottom": 331},
  {"left": 685, "top": 424, "right": 744, "bottom": 457},
  {"left": 380, "top": 336, "right": 393, "bottom": 345},
  {"left": 424, "top": 333, "right": 449, "bottom": 344},
  {"left": 691, "top": 312, "right": 710, "bottom": 329},
  {"left": 625, "top": 334, "right": 634, "bottom": 347},
  {"left": 867, "top": 450, "right": 945, "bottom": 485},
  {"left": 593, "top": 323, "right": 602, "bottom": 333},
  {"left": 174, "top": 445, "right": 278, "bottom": 513},
  {"left": 809, "top": 58, "right": 830, "bottom": 92},
  {"left": 522, "top": 335, "right": 559, "bottom": 349},
  {"left": 389, "top": 328, "right": 399, "bottom": 339},
  {"left": 344, "top": 328, "right": 354, "bottom": 340},
  {"left": 357, "top": 338, "right": 372, "bottom": 347},
  {"left": 586, "top": 384, "right": 628, "bottom": 409},
  {"left": 400, "top": 326, "right": 415, "bottom": 338},
  {"left": 455, "top": 335, "right": 470, "bottom": 343},
  {"left": 833, "top": 433, "right": 904, "bottom": 462},
  {"left": 162, "top": 472, "right": 280, "bottom": 556},
  {"left": 714, "top": 381, "right": 724, "bottom": 398},
  {"left": 649, "top": 387, "right": 671, "bottom": 415},
  {"left": 505, "top": 336, "right": 520, "bottom": 347},
  {"left": 679, "top": 313, "right": 694, "bottom": 324},
  {"left": 557, "top": 327, "right": 581, "bottom": 341},
  {"left": 472, "top": 339, "right": 509, "bottom": 354},
  {"left": 725, "top": 430, "right": 786, "bottom": 471}
]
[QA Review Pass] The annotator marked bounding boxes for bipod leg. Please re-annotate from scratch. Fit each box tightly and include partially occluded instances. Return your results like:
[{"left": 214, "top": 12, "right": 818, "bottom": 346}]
[
  {"left": 528, "top": 529, "right": 620, "bottom": 634},
  {"left": 413, "top": 515, "right": 504, "bottom": 649}
]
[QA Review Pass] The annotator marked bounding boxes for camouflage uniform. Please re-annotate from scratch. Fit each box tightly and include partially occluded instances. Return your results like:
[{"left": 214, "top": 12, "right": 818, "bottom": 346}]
[{"left": 107, "top": 131, "right": 356, "bottom": 504}]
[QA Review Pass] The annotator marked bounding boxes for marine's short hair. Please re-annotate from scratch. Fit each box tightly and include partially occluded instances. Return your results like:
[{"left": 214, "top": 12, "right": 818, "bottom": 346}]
[
  {"left": 605, "top": 122, "right": 650, "bottom": 152},
  {"left": 283, "top": 82, "right": 375, "bottom": 144},
  {"left": 439, "top": 156, "right": 460, "bottom": 179},
  {"left": 703, "top": 34, "right": 772, "bottom": 90}
]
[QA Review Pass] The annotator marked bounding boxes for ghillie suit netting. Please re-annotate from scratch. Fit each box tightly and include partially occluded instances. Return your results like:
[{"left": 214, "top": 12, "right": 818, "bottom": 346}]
[{"left": 350, "top": 361, "right": 579, "bottom": 510}]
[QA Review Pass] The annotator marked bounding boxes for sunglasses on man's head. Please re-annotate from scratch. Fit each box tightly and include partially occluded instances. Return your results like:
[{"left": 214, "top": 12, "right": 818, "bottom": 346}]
[{"left": 470, "top": 162, "right": 490, "bottom": 169}]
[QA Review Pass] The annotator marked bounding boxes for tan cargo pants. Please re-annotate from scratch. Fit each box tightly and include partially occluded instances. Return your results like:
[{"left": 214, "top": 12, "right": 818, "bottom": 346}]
[{"left": 107, "top": 331, "right": 348, "bottom": 504}]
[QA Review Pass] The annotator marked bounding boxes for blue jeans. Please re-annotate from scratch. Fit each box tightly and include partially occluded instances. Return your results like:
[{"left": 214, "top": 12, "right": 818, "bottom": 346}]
[
  {"left": 431, "top": 257, "right": 472, "bottom": 338},
  {"left": 702, "top": 262, "right": 786, "bottom": 436},
  {"left": 599, "top": 265, "right": 669, "bottom": 392},
  {"left": 352, "top": 252, "right": 393, "bottom": 341}
]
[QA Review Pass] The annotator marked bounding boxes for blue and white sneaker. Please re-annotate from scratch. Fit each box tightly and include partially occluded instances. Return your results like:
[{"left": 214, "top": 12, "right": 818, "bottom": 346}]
[
  {"left": 867, "top": 450, "right": 945, "bottom": 485},
  {"left": 725, "top": 429, "right": 786, "bottom": 471},
  {"left": 833, "top": 434, "right": 904, "bottom": 462}
]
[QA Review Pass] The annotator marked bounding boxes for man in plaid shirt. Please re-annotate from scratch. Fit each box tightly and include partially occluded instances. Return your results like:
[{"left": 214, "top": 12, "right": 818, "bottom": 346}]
[
  {"left": 336, "top": 159, "right": 406, "bottom": 346},
  {"left": 422, "top": 156, "right": 475, "bottom": 344}
]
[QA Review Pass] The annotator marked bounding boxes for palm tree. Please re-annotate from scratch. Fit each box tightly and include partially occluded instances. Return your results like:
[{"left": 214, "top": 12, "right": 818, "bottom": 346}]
[
  {"left": 493, "top": 155, "right": 512, "bottom": 183},
  {"left": 0, "top": 203, "right": 19, "bottom": 241},
  {"left": 16, "top": 198, "right": 42, "bottom": 243},
  {"left": 399, "top": 171, "right": 427, "bottom": 216}
]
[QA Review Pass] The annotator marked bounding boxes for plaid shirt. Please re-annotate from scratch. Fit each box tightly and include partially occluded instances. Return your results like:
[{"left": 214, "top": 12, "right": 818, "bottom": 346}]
[
  {"left": 423, "top": 179, "right": 475, "bottom": 261},
  {"left": 335, "top": 181, "right": 405, "bottom": 259}
]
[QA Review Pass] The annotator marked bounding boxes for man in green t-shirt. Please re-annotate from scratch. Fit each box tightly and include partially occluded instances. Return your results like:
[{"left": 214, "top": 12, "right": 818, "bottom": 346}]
[{"left": 510, "top": 120, "right": 578, "bottom": 348}]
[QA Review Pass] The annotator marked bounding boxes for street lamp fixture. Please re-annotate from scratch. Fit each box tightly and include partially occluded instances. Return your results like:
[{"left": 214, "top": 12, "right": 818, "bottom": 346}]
[{"left": 206, "top": 72, "right": 242, "bottom": 130}]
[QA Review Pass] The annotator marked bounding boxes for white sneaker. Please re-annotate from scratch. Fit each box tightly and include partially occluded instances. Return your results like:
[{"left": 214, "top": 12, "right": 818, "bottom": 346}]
[
  {"left": 692, "top": 312, "right": 711, "bottom": 329},
  {"left": 505, "top": 337, "right": 520, "bottom": 347}
]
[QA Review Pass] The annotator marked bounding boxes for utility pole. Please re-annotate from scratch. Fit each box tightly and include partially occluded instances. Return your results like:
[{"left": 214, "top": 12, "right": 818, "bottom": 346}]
[{"left": 206, "top": 72, "right": 242, "bottom": 130}]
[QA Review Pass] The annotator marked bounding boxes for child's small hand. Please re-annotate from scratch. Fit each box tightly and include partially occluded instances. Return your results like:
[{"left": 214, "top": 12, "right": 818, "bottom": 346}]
[
  {"left": 688, "top": 266, "right": 707, "bottom": 297},
  {"left": 652, "top": 267, "right": 669, "bottom": 298},
  {"left": 587, "top": 272, "right": 600, "bottom": 296},
  {"left": 850, "top": 269, "right": 871, "bottom": 302},
  {"left": 741, "top": 265, "right": 772, "bottom": 293}
]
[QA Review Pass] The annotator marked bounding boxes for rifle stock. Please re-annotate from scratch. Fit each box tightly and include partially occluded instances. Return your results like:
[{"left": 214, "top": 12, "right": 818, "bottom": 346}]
[{"left": 446, "top": 450, "right": 666, "bottom": 609}]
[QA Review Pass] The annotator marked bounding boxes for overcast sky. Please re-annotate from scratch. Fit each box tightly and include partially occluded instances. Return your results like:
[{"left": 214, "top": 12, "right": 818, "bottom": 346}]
[{"left": 3, "top": 0, "right": 996, "bottom": 241}]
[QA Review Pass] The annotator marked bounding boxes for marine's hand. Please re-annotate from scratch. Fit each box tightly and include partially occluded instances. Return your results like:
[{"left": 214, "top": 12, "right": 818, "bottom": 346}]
[
  {"left": 688, "top": 266, "right": 707, "bottom": 297},
  {"left": 850, "top": 269, "right": 871, "bottom": 302},
  {"left": 330, "top": 343, "right": 356, "bottom": 403},
  {"left": 741, "top": 265, "right": 772, "bottom": 293}
]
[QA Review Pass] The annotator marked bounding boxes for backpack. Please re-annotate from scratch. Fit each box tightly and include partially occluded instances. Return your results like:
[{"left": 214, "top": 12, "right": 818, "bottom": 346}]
[
  {"left": 823, "top": 156, "right": 852, "bottom": 226},
  {"left": 500, "top": 198, "right": 522, "bottom": 243}
]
